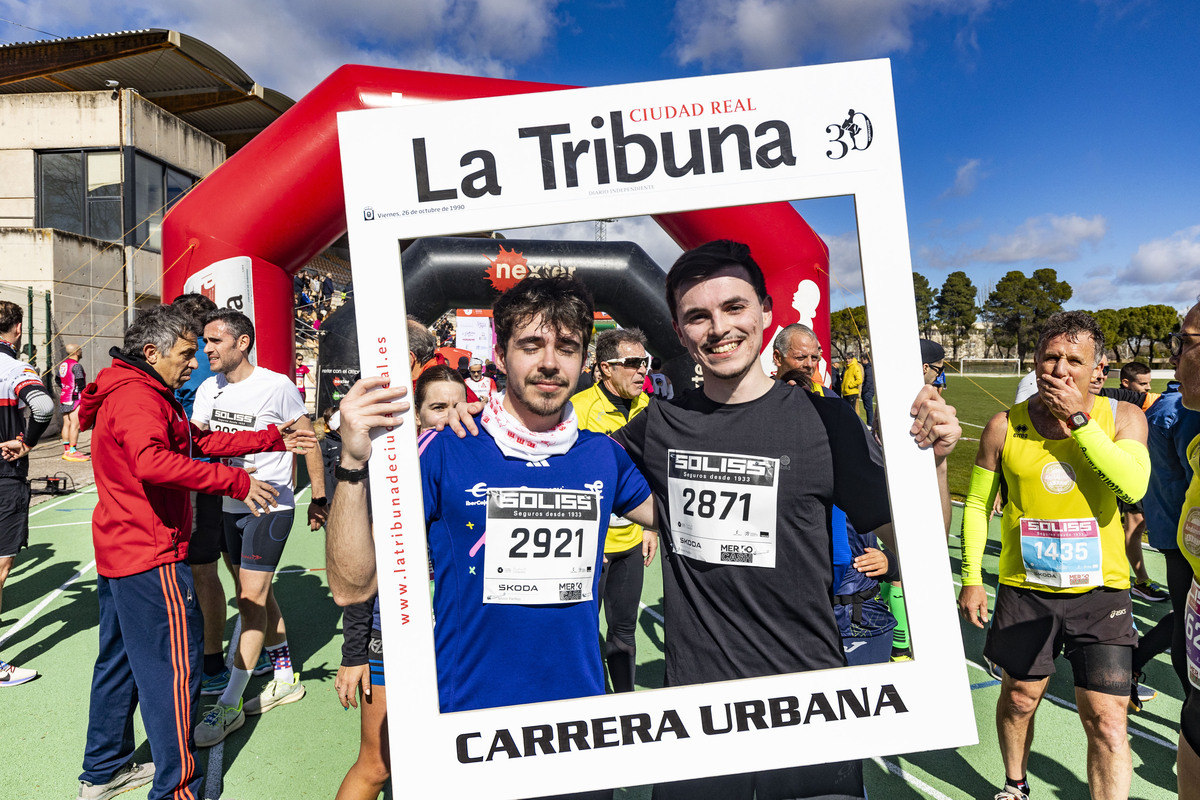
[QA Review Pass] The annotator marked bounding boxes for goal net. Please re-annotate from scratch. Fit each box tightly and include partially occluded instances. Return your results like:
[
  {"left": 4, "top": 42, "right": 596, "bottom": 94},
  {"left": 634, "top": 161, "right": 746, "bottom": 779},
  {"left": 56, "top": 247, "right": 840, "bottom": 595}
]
[{"left": 954, "top": 358, "right": 1022, "bottom": 376}]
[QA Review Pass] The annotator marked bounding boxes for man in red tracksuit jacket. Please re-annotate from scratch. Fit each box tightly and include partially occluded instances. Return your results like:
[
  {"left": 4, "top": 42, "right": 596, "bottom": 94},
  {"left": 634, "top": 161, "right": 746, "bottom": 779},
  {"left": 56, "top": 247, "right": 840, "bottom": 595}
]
[{"left": 76, "top": 305, "right": 316, "bottom": 800}]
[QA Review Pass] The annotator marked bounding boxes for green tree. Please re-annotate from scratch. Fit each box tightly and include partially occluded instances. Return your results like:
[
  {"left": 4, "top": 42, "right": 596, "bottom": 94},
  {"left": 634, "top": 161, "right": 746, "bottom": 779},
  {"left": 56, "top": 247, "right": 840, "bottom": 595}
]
[
  {"left": 982, "top": 268, "right": 1072, "bottom": 366},
  {"left": 830, "top": 306, "right": 868, "bottom": 359},
  {"left": 935, "top": 271, "right": 978, "bottom": 359},
  {"left": 1092, "top": 308, "right": 1123, "bottom": 359},
  {"left": 913, "top": 272, "right": 937, "bottom": 338},
  {"left": 1119, "top": 304, "right": 1180, "bottom": 363}
]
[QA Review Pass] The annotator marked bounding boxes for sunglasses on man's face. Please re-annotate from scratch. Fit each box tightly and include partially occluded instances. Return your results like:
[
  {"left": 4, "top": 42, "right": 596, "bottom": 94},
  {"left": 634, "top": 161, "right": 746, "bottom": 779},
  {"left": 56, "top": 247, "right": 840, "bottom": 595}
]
[
  {"left": 605, "top": 357, "right": 650, "bottom": 370},
  {"left": 1169, "top": 332, "right": 1200, "bottom": 358}
]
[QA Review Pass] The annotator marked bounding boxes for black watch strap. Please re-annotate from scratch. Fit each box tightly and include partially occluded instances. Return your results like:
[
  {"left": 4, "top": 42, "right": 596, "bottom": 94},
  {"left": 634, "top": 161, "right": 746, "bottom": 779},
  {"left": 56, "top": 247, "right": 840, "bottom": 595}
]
[
  {"left": 310, "top": 495, "right": 328, "bottom": 507},
  {"left": 335, "top": 464, "right": 369, "bottom": 483}
]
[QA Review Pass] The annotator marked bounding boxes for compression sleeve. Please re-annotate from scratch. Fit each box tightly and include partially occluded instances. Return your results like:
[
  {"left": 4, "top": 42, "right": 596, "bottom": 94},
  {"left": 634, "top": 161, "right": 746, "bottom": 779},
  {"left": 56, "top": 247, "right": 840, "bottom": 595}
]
[
  {"left": 961, "top": 465, "right": 1000, "bottom": 586},
  {"left": 1071, "top": 422, "right": 1151, "bottom": 504},
  {"left": 18, "top": 381, "right": 54, "bottom": 447}
]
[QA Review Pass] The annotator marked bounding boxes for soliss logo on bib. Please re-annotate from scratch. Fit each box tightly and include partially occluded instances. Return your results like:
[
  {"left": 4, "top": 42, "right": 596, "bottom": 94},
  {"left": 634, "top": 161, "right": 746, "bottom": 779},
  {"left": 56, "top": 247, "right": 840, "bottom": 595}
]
[{"left": 1040, "top": 462, "right": 1076, "bottom": 494}]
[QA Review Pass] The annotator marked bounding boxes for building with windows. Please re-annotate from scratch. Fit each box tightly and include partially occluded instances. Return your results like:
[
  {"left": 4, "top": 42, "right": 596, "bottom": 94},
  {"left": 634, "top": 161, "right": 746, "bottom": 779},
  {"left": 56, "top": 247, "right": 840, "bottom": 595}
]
[{"left": 0, "top": 29, "right": 294, "bottom": 380}]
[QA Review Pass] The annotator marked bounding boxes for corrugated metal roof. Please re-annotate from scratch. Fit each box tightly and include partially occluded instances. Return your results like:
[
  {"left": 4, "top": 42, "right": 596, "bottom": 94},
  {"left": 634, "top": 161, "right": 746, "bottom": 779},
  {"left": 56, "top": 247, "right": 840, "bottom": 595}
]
[{"left": 0, "top": 29, "right": 293, "bottom": 153}]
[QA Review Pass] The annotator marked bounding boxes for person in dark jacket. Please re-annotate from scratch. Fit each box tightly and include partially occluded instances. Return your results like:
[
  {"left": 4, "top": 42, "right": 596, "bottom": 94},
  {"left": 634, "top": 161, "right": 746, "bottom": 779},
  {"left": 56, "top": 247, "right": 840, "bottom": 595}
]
[{"left": 76, "top": 305, "right": 316, "bottom": 800}]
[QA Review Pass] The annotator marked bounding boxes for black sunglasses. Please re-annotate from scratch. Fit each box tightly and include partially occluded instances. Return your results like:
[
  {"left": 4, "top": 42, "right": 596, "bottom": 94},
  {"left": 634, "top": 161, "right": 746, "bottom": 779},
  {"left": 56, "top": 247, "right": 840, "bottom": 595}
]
[
  {"left": 605, "top": 356, "right": 650, "bottom": 370},
  {"left": 926, "top": 362, "right": 945, "bottom": 378},
  {"left": 1169, "top": 332, "right": 1200, "bottom": 358}
]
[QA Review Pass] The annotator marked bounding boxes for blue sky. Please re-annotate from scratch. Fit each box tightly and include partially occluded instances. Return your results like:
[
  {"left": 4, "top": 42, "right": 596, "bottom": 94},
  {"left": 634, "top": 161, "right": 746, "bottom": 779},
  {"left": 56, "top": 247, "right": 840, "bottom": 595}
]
[{"left": 4, "top": 0, "right": 1198, "bottom": 312}]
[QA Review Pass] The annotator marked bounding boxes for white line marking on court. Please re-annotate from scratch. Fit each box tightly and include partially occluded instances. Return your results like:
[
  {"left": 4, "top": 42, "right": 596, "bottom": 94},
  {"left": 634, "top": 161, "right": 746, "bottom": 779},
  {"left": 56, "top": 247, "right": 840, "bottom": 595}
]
[
  {"left": 639, "top": 602, "right": 664, "bottom": 624},
  {"left": 872, "top": 756, "right": 956, "bottom": 800},
  {"left": 30, "top": 520, "right": 93, "bottom": 530},
  {"left": 960, "top": 421, "right": 985, "bottom": 429},
  {"left": 0, "top": 559, "right": 95, "bottom": 648},
  {"left": 28, "top": 485, "right": 96, "bottom": 517}
]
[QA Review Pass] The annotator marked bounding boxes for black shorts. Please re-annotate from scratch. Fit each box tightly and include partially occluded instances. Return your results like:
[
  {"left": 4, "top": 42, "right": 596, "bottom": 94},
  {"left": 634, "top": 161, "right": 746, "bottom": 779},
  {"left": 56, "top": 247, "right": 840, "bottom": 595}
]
[
  {"left": 223, "top": 510, "right": 294, "bottom": 572},
  {"left": 1118, "top": 498, "right": 1144, "bottom": 515},
  {"left": 0, "top": 476, "right": 30, "bottom": 557},
  {"left": 187, "top": 492, "right": 225, "bottom": 565},
  {"left": 985, "top": 585, "right": 1137, "bottom": 683}
]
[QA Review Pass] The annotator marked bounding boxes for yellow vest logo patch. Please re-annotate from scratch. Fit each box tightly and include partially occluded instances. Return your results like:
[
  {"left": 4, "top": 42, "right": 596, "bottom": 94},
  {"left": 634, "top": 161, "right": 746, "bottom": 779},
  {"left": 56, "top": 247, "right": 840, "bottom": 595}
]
[{"left": 1040, "top": 462, "right": 1076, "bottom": 494}]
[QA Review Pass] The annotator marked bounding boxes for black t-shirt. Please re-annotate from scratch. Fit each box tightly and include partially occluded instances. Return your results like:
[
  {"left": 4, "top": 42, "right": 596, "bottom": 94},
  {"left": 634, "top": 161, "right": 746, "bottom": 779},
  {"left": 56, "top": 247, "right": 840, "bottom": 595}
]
[{"left": 613, "top": 381, "right": 890, "bottom": 686}]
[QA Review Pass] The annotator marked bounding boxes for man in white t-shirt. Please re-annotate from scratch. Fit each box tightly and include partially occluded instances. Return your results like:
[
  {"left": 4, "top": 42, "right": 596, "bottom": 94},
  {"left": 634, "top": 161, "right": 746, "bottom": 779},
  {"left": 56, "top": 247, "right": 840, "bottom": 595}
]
[
  {"left": 464, "top": 358, "right": 496, "bottom": 402},
  {"left": 190, "top": 310, "right": 327, "bottom": 747}
]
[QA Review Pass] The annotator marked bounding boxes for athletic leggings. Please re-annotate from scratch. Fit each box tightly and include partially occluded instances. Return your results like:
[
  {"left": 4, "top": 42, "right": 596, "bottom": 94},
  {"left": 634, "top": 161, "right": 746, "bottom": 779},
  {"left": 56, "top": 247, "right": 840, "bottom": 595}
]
[{"left": 597, "top": 542, "right": 643, "bottom": 693}]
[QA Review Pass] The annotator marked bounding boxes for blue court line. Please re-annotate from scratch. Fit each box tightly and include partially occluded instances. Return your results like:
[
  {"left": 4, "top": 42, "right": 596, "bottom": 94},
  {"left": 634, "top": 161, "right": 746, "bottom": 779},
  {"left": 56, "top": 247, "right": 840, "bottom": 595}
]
[{"left": 970, "top": 679, "right": 1000, "bottom": 690}]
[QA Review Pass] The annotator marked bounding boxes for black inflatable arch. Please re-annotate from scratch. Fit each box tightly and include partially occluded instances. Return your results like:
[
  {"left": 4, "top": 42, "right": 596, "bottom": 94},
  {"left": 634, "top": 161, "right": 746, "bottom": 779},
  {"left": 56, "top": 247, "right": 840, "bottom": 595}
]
[{"left": 317, "top": 237, "right": 696, "bottom": 413}]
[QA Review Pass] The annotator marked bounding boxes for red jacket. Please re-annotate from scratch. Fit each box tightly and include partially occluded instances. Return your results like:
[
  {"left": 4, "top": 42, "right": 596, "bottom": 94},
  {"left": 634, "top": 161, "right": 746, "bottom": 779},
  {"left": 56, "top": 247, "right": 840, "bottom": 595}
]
[{"left": 79, "top": 354, "right": 286, "bottom": 578}]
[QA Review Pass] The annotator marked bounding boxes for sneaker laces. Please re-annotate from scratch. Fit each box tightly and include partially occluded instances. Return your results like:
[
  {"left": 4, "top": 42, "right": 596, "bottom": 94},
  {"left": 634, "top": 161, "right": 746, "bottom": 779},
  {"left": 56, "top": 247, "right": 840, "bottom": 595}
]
[{"left": 202, "top": 701, "right": 241, "bottom": 726}]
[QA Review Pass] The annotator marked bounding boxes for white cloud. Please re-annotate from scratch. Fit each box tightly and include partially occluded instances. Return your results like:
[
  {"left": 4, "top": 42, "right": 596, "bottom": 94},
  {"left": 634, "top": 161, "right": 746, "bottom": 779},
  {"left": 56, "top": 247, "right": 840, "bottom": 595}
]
[
  {"left": 3, "top": 0, "right": 563, "bottom": 99},
  {"left": 824, "top": 231, "right": 863, "bottom": 306},
  {"left": 941, "top": 158, "right": 984, "bottom": 199},
  {"left": 1118, "top": 225, "right": 1200, "bottom": 285},
  {"left": 920, "top": 213, "right": 1107, "bottom": 268},
  {"left": 671, "top": 0, "right": 992, "bottom": 70}
]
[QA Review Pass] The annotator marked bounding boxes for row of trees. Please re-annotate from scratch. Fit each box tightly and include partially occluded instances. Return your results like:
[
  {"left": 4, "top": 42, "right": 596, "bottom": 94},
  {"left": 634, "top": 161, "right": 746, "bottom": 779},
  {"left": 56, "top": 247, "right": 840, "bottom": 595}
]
[
  {"left": 914, "top": 268, "right": 1179, "bottom": 364},
  {"left": 829, "top": 269, "right": 1181, "bottom": 365}
]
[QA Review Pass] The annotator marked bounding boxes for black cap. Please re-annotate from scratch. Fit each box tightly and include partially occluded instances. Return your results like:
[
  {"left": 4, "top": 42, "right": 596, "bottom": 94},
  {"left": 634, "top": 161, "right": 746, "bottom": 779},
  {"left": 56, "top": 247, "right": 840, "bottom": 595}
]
[{"left": 919, "top": 339, "right": 945, "bottom": 365}]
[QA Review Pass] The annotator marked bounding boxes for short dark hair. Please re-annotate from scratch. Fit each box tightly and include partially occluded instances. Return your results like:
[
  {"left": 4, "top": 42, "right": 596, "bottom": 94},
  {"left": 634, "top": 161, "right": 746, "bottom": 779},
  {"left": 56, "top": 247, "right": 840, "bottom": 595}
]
[
  {"left": 665, "top": 240, "right": 768, "bottom": 323},
  {"left": 1120, "top": 361, "right": 1151, "bottom": 383},
  {"left": 493, "top": 276, "right": 595, "bottom": 354},
  {"left": 123, "top": 305, "right": 197, "bottom": 357},
  {"left": 415, "top": 364, "right": 467, "bottom": 409},
  {"left": 595, "top": 328, "right": 647, "bottom": 364},
  {"left": 171, "top": 293, "right": 218, "bottom": 329},
  {"left": 407, "top": 318, "right": 436, "bottom": 366},
  {"left": 1035, "top": 311, "right": 1104, "bottom": 365},
  {"left": 203, "top": 309, "right": 255, "bottom": 351},
  {"left": 0, "top": 300, "right": 22, "bottom": 334}
]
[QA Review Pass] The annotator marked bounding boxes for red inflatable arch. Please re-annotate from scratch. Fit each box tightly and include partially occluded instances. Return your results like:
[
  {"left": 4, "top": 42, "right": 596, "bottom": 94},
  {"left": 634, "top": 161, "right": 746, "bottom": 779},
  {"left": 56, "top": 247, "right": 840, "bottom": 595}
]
[{"left": 162, "top": 66, "right": 830, "bottom": 376}]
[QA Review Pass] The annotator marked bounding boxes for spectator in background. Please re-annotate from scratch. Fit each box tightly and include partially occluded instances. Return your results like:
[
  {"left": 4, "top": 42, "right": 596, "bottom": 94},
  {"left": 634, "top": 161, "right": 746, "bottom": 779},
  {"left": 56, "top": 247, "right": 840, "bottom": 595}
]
[
  {"left": 77, "top": 304, "right": 309, "bottom": 800},
  {"left": 170, "top": 293, "right": 238, "bottom": 697},
  {"left": 322, "top": 273, "right": 335, "bottom": 310},
  {"left": 861, "top": 353, "right": 876, "bottom": 429},
  {"left": 1119, "top": 358, "right": 1168, "bottom": 603},
  {"left": 570, "top": 327, "right": 657, "bottom": 693},
  {"left": 1121, "top": 362, "right": 1152, "bottom": 393},
  {"left": 771, "top": 324, "right": 825, "bottom": 394},
  {"left": 464, "top": 358, "right": 496, "bottom": 403},
  {"left": 0, "top": 300, "right": 54, "bottom": 688},
  {"left": 57, "top": 344, "right": 89, "bottom": 461},
  {"left": 295, "top": 353, "right": 312, "bottom": 403},
  {"left": 1129, "top": 378, "right": 1199, "bottom": 710},
  {"left": 648, "top": 357, "right": 674, "bottom": 400},
  {"left": 841, "top": 355, "right": 863, "bottom": 414}
]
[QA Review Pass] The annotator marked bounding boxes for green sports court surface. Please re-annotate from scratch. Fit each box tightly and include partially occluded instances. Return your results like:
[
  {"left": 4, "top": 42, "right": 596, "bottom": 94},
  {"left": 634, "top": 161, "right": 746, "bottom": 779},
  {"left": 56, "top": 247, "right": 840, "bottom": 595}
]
[{"left": 0, "top": 379, "right": 1185, "bottom": 798}]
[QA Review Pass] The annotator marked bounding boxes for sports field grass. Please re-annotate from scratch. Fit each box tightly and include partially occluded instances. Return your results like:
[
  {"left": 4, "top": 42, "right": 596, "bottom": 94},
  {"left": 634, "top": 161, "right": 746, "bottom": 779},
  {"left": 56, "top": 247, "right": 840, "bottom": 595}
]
[{"left": 0, "top": 481, "right": 1184, "bottom": 799}]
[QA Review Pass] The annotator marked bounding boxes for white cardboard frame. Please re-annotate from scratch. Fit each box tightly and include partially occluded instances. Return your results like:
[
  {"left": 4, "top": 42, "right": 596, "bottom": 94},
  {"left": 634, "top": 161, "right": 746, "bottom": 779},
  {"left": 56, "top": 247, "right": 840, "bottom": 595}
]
[{"left": 337, "top": 58, "right": 976, "bottom": 798}]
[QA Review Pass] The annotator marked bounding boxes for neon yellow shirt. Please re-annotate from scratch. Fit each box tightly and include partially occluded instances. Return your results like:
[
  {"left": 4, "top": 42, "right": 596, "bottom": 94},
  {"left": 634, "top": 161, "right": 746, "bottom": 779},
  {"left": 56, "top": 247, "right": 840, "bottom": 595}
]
[{"left": 999, "top": 396, "right": 1129, "bottom": 591}]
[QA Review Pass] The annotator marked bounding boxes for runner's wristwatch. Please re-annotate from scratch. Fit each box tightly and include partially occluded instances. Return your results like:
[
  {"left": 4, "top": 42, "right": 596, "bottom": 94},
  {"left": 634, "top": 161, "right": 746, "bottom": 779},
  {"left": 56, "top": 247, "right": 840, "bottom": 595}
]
[
  {"left": 335, "top": 464, "right": 369, "bottom": 483},
  {"left": 1067, "top": 411, "right": 1091, "bottom": 430}
]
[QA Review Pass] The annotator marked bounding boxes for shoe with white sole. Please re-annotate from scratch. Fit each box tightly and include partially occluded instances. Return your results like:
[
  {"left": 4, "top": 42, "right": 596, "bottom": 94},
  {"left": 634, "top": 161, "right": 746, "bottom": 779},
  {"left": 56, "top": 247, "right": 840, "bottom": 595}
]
[
  {"left": 0, "top": 659, "right": 38, "bottom": 687},
  {"left": 194, "top": 699, "right": 244, "bottom": 747},
  {"left": 243, "top": 675, "right": 305, "bottom": 715},
  {"left": 78, "top": 760, "right": 155, "bottom": 800}
]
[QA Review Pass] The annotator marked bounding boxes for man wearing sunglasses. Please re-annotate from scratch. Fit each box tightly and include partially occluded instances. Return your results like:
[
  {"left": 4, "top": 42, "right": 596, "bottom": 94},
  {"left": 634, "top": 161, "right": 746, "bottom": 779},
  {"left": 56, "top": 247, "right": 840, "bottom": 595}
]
[{"left": 570, "top": 328, "right": 657, "bottom": 693}]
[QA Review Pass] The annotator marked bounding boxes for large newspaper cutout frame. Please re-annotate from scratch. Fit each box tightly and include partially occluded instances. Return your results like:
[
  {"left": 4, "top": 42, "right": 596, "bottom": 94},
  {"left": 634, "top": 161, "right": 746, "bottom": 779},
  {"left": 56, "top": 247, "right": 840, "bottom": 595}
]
[{"left": 337, "top": 59, "right": 975, "bottom": 798}]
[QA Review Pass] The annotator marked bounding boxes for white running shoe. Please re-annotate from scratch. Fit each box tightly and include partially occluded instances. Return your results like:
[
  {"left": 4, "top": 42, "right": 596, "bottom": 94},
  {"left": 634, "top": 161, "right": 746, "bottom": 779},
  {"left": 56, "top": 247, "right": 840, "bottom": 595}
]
[{"left": 243, "top": 675, "right": 305, "bottom": 715}]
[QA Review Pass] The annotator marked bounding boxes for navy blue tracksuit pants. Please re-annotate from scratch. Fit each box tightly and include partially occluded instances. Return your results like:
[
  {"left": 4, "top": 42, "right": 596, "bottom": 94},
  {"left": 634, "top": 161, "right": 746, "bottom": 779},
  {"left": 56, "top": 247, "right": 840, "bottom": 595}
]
[{"left": 81, "top": 562, "right": 203, "bottom": 800}]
